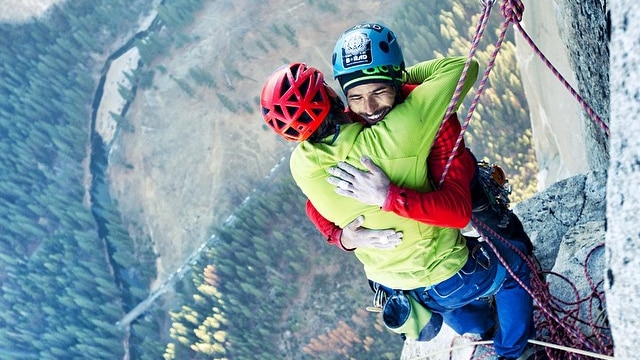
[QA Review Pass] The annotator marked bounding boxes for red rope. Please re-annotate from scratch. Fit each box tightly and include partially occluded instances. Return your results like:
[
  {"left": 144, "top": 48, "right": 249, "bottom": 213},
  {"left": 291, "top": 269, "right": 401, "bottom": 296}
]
[
  {"left": 435, "top": 0, "right": 495, "bottom": 188},
  {"left": 470, "top": 217, "right": 614, "bottom": 359},
  {"left": 511, "top": 15, "right": 610, "bottom": 137},
  {"left": 431, "top": 1, "right": 612, "bottom": 357},
  {"left": 439, "top": 0, "right": 609, "bottom": 187},
  {"left": 439, "top": 0, "right": 518, "bottom": 188}
]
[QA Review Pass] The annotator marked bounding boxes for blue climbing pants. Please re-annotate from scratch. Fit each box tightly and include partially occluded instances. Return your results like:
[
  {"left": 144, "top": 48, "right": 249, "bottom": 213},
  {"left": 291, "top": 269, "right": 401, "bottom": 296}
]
[{"left": 413, "top": 237, "right": 534, "bottom": 358}]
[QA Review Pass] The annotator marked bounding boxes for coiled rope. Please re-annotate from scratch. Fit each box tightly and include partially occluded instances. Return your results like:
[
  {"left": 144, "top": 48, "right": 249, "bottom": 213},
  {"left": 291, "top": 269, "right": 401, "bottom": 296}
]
[{"left": 471, "top": 219, "right": 613, "bottom": 359}]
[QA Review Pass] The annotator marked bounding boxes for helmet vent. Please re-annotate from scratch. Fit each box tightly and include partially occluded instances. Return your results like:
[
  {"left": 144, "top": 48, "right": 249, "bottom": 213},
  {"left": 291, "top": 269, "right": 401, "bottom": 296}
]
[
  {"left": 299, "top": 77, "right": 311, "bottom": 97},
  {"left": 273, "top": 104, "right": 284, "bottom": 117},
  {"left": 379, "top": 41, "right": 389, "bottom": 53},
  {"left": 311, "top": 90, "right": 324, "bottom": 103},
  {"left": 284, "top": 127, "right": 299, "bottom": 137},
  {"left": 280, "top": 78, "right": 291, "bottom": 98},
  {"left": 285, "top": 105, "right": 297, "bottom": 117},
  {"left": 290, "top": 63, "right": 302, "bottom": 74},
  {"left": 273, "top": 118, "right": 285, "bottom": 130},
  {"left": 310, "top": 108, "right": 324, "bottom": 118},
  {"left": 298, "top": 112, "right": 313, "bottom": 124}
]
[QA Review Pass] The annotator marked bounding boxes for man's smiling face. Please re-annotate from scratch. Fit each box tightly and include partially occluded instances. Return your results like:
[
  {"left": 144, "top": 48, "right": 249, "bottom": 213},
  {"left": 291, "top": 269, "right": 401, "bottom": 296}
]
[{"left": 346, "top": 83, "right": 396, "bottom": 125}]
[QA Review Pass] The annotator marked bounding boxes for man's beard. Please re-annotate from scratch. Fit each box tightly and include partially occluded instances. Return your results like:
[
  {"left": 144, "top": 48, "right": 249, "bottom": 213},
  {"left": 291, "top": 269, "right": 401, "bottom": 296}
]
[{"left": 362, "top": 107, "right": 392, "bottom": 125}]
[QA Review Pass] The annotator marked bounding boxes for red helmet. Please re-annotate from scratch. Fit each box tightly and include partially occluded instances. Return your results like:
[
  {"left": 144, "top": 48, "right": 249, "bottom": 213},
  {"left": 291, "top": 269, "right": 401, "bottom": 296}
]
[{"left": 261, "top": 63, "right": 334, "bottom": 142}]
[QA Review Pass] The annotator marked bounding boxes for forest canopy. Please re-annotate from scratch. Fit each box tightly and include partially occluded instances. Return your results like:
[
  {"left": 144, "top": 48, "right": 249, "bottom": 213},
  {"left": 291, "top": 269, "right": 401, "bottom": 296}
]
[{"left": 0, "top": 0, "right": 536, "bottom": 359}]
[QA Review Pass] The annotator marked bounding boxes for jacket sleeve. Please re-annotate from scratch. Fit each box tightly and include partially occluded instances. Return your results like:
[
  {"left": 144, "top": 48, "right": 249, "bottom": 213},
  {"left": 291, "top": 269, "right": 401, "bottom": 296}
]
[
  {"left": 305, "top": 199, "right": 353, "bottom": 251},
  {"left": 381, "top": 114, "right": 475, "bottom": 228}
]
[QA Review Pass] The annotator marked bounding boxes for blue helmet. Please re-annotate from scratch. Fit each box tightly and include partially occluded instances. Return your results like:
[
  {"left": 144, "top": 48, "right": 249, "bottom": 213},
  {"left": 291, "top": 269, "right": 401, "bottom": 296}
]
[{"left": 332, "top": 22, "right": 405, "bottom": 94}]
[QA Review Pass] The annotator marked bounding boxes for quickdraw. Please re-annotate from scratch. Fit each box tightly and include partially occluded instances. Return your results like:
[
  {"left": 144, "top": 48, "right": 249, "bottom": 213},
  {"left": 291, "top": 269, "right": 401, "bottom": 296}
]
[{"left": 474, "top": 160, "right": 512, "bottom": 228}]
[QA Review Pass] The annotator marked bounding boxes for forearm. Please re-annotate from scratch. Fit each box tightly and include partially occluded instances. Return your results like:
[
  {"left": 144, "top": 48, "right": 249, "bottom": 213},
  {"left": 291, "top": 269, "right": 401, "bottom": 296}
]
[
  {"left": 381, "top": 115, "right": 475, "bottom": 228},
  {"left": 305, "top": 199, "right": 349, "bottom": 251},
  {"left": 404, "top": 57, "right": 478, "bottom": 110},
  {"left": 382, "top": 161, "right": 473, "bottom": 228}
]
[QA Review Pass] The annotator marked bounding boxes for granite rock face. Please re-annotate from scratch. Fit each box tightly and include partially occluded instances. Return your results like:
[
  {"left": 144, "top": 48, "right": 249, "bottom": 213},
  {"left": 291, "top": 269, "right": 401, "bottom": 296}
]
[{"left": 606, "top": 0, "right": 640, "bottom": 358}]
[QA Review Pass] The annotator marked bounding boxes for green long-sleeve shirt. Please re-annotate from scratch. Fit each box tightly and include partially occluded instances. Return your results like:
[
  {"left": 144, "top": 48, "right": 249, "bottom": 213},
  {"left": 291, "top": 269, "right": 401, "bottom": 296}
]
[{"left": 291, "top": 56, "right": 479, "bottom": 289}]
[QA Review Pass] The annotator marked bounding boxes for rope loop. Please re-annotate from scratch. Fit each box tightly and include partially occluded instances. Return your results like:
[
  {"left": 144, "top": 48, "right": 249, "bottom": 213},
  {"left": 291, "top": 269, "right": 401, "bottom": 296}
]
[
  {"left": 471, "top": 215, "right": 614, "bottom": 358},
  {"left": 501, "top": 0, "right": 524, "bottom": 23},
  {"left": 480, "top": 0, "right": 496, "bottom": 8}
]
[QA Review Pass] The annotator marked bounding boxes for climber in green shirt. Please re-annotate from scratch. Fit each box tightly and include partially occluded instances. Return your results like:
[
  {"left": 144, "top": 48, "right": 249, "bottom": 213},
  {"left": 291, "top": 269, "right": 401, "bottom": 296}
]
[{"left": 260, "top": 22, "right": 535, "bottom": 359}]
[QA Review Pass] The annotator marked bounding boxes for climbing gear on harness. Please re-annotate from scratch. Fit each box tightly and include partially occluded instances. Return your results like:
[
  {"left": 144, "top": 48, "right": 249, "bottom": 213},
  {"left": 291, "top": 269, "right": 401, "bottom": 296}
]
[
  {"left": 366, "top": 281, "right": 443, "bottom": 341},
  {"left": 467, "top": 238, "right": 508, "bottom": 299},
  {"left": 472, "top": 160, "right": 512, "bottom": 228},
  {"left": 471, "top": 240, "right": 492, "bottom": 270},
  {"left": 365, "top": 283, "right": 387, "bottom": 313},
  {"left": 476, "top": 160, "right": 511, "bottom": 208}
]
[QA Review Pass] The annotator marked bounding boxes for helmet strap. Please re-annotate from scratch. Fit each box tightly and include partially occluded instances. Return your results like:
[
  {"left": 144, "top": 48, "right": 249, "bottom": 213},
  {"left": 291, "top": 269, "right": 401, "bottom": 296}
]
[{"left": 392, "top": 68, "right": 408, "bottom": 105}]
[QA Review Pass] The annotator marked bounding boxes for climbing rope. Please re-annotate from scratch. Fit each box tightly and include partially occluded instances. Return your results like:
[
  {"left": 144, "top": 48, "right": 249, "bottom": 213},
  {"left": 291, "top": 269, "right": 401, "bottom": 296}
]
[
  {"left": 436, "top": 0, "right": 496, "bottom": 188},
  {"left": 439, "top": 0, "right": 609, "bottom": 186},
  {"left": 403, "top": 220, "right": 613, "bottom": 359},
  {"left": 510, "top": 8, "right": 610, "bottom": 137},
  {"left": 471, "top": 218, "right": 613, "bottom": 359},
  {"left": 432, "top": 0, "right": 613, "bottom": 358},
  {"left": 442, "top": 0, "right": 522, "bottom": 191}
]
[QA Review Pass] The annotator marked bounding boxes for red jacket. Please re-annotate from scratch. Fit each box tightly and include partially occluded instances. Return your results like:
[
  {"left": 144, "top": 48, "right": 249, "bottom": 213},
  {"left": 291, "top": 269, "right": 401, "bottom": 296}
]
[{"left": 305, "top": 85, "right": 476, "bottom": 250}]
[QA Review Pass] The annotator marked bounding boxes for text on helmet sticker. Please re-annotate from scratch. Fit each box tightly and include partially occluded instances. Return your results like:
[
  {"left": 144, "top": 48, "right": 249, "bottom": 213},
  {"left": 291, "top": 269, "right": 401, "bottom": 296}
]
[
  {"left": 347, "top": 23, "right": 384, "bottom": 33},
  {"left": 341, "top": 32, "right": 372, "bottom": 69}
]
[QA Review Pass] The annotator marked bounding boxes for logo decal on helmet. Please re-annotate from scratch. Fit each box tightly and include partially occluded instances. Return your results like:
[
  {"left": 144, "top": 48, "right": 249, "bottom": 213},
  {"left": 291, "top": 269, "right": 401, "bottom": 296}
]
[{"left": 341, "top": 32, "right": 372, "bottom": 69}]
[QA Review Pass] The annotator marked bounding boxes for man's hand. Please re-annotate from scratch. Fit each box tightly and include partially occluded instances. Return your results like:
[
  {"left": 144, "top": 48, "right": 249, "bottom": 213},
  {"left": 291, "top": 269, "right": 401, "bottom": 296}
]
[
  {"left": 340, "top": 216, "right": 402, "bottom": 250},
  {"left": 327, "top": 156, "right": 391, "bottom": 207}
]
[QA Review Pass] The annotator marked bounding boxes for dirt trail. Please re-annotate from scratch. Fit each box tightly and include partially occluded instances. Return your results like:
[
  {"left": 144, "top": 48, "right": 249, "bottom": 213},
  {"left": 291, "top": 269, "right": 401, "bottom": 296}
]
[{"left": 0, "top": 0, "right": 65, "bottom": 22}]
